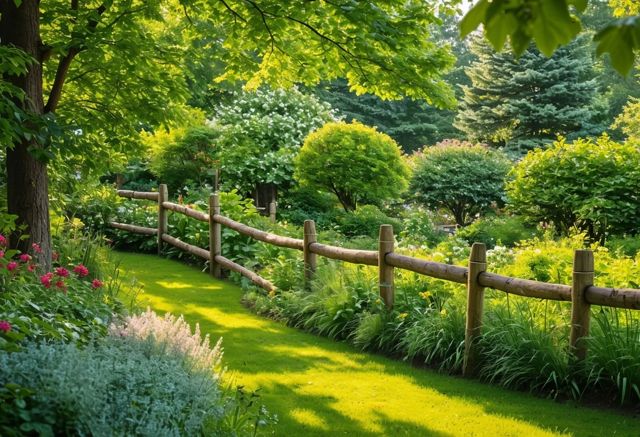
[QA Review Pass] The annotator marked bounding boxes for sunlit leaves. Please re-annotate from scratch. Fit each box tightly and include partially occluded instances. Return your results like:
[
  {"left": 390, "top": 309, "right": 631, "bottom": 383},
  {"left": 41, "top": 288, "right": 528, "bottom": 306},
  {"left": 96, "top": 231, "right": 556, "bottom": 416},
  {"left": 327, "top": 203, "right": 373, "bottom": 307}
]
[{"left": 461, "top": 0, "right": 640, "bottom": 74}]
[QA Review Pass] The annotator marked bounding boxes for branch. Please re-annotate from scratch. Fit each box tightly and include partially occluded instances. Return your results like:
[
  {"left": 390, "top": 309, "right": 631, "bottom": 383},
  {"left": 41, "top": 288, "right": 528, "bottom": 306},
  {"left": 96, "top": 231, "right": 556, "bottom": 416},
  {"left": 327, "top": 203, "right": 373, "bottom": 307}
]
[{"left": 220, "top": 0, "right": 247, "bottom": 23}]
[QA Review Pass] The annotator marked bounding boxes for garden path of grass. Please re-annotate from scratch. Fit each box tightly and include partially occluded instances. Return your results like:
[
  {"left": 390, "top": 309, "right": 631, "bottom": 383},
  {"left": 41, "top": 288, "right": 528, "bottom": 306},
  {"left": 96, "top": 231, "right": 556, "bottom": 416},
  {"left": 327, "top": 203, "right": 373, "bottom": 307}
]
[{"left": 117, "top": 252, "right": 639, "bottom": 437}]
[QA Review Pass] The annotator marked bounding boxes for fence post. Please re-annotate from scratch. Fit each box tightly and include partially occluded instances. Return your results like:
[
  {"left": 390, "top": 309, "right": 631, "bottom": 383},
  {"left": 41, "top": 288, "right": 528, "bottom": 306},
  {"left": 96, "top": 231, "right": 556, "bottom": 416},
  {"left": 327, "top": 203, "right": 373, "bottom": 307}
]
[
  {"left": 463, "top": 242, "right": 486, "bottom": 377},
  {"left": 157, "top": 184, "right": 168, "bottom": 255},
  {"left": 209, "top": 193, "right": 222, "bottom": 278},
  {"left": 269, "top": 201, "right": 276, "bottom": 223},
  {"left": 570, "top": 249, "right": 594, "bottom": 362},
  {"left": 303, "top": 220, "right": 317, "bottom": 289},
  {"left": 378, "top": 225, "right": 395, "bottom": 308}
]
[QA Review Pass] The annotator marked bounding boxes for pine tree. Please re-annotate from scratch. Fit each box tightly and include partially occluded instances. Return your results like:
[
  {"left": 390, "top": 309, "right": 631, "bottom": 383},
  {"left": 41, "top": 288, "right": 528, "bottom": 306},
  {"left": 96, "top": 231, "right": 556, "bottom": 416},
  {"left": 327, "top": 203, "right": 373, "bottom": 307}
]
[{"left": 455, "top": 36, "right": 605, "bottom": 155}]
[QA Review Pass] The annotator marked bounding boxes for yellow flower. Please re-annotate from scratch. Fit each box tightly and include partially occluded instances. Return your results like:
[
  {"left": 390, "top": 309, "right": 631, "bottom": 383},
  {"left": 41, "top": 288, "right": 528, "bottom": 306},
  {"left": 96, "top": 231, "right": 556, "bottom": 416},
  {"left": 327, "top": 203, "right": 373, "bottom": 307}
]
[
  {"left": 268, "top": 289, "right": 277, "bottom": 298},
  {"left": 419, "top": 291, "right": 431, "bottom": 300},
  {"left": 440, "top": 308, "right": 447, "bottom": 317},
  {"left": 398, "top": 312, "right": 408, "bottom": 320}
]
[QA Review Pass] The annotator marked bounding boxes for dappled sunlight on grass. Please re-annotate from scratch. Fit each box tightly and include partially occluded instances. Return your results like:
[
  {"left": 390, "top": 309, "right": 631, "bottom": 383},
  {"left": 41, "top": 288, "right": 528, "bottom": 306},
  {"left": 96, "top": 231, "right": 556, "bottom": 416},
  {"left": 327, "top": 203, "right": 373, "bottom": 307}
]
[{"left": 117, "top": 253, "right": 640, "bottom": 436}]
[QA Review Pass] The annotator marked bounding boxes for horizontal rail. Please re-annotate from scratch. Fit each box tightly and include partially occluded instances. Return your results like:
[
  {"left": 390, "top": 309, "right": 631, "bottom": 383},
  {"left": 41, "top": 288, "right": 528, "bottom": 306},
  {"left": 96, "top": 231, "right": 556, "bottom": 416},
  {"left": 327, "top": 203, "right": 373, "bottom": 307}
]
[
  {"left": 308, "top": 242, "right": 378, "bottom": 266},
  {"left": 586, "top": 286, "right": 640, "bottom": 309},
  {"left": 116, "top": 190, "right": 159, "bottom": 201},
  {"left": 214, "top": 255, "right": 275, "bottom": 291},
  {"left": 479, "top": 272, "right": 572, "bottom": 301},
  {"left": 385, "top": 253, "right": 467, "bottom": 284},
  {"left": 161, "top": 234, "right": 209, "bottom": 260},
  {"left": 110, "top": 222, "right": 157, "bottom": 236},
  {"left": 213, "top": 214, "right": 303, "bottom": 250},
  {"left": 162, "top": 202, "right": 209, "bottom": 222}
]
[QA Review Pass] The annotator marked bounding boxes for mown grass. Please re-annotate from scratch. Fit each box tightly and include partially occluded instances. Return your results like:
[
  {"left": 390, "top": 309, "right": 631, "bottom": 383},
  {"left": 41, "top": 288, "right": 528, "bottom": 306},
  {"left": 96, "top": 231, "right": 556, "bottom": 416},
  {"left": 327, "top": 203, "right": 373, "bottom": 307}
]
[{"left": 117, "top": 252, "right": 640, "bottom": 436}]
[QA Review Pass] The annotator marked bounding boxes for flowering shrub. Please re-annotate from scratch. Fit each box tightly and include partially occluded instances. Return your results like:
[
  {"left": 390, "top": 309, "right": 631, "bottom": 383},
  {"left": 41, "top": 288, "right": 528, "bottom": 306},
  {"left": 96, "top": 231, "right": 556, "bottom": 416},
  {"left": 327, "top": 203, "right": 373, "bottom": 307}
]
[{"left": 0, "top": 234, "right": 123, "bottom": 350}]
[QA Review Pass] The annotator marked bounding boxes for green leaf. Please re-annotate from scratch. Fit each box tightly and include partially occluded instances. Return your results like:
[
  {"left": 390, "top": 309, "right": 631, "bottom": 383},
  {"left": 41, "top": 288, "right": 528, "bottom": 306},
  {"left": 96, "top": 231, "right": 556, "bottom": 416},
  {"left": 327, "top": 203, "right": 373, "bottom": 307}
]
[
  {"left": 532, "top": 0, "right": 581, "bottom": 56},
  {"left": 594, "top": 17, "right": 640, "bottom": 75},
  {"left": 460, "top": 0, "right": 489, "bottom": 38}
]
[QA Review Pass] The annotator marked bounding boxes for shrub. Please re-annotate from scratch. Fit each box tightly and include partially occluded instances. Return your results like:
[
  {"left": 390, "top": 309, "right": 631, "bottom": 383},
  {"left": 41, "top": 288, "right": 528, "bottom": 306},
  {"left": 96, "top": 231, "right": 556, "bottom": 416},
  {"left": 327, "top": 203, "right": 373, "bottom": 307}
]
[
  {"left": 0, "top": 338, "right": 224, "bottom": 436},
  {"left": 295, "top": 121, "right": 411, "bottom": 211},
  {"left": 397, "top": 208, "right": 446, "bottom": 247},
  {"left": 456, "top": 215, "right": 538, "bottom": 249},
  {"left": 409, "top": 143, "right": 511, "bottom": 226},
  {"left": 506, "top": 135, "right": 640, "bottom": 242},
  {"left": 214, "top": 88, "right": 334, "bottom": 195},
  {"left": 336, "top": 205, "right": 402, "bottom": 238},
  {"left": 149, "top": 125, "right": 221, "bottom": 191},
  {"left": 0, "top": 235, "right": 123, "bottom": 351}
]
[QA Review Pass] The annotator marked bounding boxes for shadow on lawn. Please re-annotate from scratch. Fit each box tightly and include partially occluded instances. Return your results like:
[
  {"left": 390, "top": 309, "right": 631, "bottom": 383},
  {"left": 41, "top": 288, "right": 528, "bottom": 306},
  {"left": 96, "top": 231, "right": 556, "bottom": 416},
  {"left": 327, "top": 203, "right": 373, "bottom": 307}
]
[{"left": 119, "top": 253, "right": 639, "bottom": 437}]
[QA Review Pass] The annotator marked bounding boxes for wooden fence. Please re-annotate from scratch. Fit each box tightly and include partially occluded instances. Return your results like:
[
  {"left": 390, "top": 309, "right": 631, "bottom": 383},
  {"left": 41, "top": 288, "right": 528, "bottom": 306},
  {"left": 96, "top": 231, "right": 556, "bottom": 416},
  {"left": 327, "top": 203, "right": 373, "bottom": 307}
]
[{"left": 112, "top": 185, "right": 640, "bottom": 376}]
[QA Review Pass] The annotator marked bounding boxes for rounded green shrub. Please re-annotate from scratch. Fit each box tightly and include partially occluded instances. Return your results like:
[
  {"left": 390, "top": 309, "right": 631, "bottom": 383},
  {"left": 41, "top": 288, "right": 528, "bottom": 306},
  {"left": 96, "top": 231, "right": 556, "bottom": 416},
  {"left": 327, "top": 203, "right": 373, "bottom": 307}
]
[
  {"left": 409, "top": 144, "right": 511, "bottom": 226},
  {"left": 506, "top": 135, "right": 640, "bottom": 242},
  {"left": 295, "top": 121, "right": 411, "bottom": 211}
]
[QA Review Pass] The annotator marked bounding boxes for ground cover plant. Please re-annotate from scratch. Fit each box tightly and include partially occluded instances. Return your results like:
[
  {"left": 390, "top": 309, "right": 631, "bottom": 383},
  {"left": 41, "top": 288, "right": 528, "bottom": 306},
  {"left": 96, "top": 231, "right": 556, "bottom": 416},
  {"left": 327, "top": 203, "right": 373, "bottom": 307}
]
[{"left": 117, "top": 252, "right": 640, "bottom": 436}]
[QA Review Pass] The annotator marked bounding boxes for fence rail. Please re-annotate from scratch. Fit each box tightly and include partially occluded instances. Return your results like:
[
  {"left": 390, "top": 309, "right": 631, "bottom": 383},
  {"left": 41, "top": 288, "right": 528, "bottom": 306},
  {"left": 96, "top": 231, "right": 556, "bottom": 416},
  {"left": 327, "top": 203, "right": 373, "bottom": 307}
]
[{"left": 111, "top": 184, "right": 640, "bottom": 376}]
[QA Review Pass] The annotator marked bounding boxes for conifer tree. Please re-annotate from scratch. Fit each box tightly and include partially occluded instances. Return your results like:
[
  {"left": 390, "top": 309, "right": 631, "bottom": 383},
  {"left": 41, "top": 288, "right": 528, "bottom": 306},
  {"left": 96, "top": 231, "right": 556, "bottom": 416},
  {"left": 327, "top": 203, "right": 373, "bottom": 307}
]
[{"left": 455, "top": 37, "right": 605, "bottom": 155}]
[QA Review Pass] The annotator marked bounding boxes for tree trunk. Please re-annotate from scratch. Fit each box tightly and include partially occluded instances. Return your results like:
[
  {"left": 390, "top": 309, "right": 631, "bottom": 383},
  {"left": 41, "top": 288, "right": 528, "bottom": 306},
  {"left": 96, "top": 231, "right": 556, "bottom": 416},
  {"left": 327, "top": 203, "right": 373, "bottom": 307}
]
[{"left": 0, "top": 1, "right": 52, "bottom": 269}]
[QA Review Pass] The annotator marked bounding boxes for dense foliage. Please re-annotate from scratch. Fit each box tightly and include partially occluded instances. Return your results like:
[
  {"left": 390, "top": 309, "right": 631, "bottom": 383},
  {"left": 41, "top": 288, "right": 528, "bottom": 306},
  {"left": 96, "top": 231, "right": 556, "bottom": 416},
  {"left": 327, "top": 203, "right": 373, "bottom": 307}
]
[
  {"left": 506, "top": 135, "right": 640, "bottom": 241},
  {"left": 295, "top": 122, "right": 410, "bottom": 211},
  {"left": 410, "top": 143, "right": 511, "bottom": 226},
  {"left": 455, "top": 38, "right": 604, "bottom": 154},
  {"left": 212, "top": 88, "right": 334, "bottom": 196}
]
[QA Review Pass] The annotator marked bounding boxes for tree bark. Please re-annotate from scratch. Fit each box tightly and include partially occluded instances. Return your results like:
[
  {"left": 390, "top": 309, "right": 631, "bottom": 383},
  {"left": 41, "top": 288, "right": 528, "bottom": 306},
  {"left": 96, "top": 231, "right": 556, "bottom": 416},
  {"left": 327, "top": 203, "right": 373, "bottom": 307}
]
[{"left": 0, "top": 0, "right": 52, "bottom": 269}]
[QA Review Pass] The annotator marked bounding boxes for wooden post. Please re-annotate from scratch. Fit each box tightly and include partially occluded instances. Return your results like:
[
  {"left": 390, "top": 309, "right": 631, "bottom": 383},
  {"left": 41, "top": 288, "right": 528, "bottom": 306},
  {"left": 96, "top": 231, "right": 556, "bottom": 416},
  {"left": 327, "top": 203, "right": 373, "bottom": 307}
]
[
  {"left": 303, "top": 220, "right": 317, "bottom": 289},
  {"left": 269, "top": 201, "right": 276, "bottom": 223},
  {"left": 463, "top": 242, "right": 486, "bottom": 377},
  {"left": 570, "top": 249, "right": 594, "bottom": 362},
  {"left": 209, "top": 193, "right": 222, "bottom": 278},
  {"left": 157, "top": 184, "right": 168, "bottom": 255},
  {"left": 378, "top": 225, "right": 395, "bottom": 308}
]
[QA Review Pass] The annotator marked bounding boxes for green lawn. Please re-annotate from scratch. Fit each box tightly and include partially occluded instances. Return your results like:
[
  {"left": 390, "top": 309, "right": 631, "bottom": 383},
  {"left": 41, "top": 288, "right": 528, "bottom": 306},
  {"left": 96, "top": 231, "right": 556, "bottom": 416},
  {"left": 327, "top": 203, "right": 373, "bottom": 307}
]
[{"left": 117, "top": 252, "right": 639, "bottom": 436}]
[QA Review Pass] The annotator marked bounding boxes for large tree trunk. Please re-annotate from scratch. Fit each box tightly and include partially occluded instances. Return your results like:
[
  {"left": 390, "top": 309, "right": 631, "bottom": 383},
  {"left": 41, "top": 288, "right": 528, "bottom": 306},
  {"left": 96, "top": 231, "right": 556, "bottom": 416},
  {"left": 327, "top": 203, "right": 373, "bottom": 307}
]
[{"left": 0, "top": 0, "right": 51, "bottom": 269}]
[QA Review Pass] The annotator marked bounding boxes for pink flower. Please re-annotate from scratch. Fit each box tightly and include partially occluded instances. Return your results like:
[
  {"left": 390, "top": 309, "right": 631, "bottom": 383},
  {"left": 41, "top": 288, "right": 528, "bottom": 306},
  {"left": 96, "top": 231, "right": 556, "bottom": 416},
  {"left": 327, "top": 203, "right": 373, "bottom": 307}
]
[
  {"left": 0, "top": 251, "right": 4, "bottom": 258},
  {"left": 19, "top": 254, "right": 31, "bottom": 263},
  {"left": 27, "top": 264, "right": 36, "bottom": 272},
  {"left": 6, "top": 262, "right": 18, "bottom": 272},
  {"left": 55, "top": 280, "right": 66, "bottom": 292},
  {"left": 0, "top": 235, "right": 6, "bottom": 247},
  {"left": 31, "top": 243, "right": 42, "bottom": 254},
  {"left": 73, "top": 264, "right": 89, "bottom": 277},
  {"left": 91, "top": 279, "right": 103, "bottom": 289},
  {"left": 55, "top": 267, "right": 69, "bottom": 277},
  {"left": 0, "top": 320, "right": 11, "bottom": 333},
  {"left": 40, "top": 272, "right": 54, "bottom": 288}
]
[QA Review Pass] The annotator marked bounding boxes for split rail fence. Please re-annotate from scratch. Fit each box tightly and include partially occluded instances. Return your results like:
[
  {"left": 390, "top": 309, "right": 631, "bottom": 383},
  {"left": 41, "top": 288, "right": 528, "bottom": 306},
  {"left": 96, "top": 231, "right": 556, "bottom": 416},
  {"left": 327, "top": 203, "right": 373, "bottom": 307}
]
[{"left": 112, "top": 185, "right": 640, "bottom": 376}]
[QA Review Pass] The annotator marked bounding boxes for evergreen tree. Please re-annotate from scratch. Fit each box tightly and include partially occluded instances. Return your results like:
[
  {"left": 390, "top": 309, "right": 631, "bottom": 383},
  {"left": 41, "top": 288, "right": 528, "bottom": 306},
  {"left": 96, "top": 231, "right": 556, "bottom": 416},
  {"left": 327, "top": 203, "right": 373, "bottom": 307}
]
[{"left": 455, "top": 37, "right": 605, "bottom": 155}]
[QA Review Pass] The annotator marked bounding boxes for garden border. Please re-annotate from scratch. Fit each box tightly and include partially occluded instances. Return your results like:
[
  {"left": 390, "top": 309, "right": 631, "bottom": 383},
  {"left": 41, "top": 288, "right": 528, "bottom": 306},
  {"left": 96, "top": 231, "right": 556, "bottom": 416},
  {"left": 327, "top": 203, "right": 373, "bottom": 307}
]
[{"left": 111, "top": 184, "right": 640, "bottom": 376}]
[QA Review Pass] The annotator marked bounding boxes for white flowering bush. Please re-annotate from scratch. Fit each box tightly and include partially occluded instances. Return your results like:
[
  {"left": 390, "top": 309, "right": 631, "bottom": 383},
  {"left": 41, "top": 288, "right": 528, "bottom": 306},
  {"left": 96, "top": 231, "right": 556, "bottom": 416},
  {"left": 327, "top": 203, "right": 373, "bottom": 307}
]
[{"left": 111, "top": 308, "right": 223, "bottom": 374}]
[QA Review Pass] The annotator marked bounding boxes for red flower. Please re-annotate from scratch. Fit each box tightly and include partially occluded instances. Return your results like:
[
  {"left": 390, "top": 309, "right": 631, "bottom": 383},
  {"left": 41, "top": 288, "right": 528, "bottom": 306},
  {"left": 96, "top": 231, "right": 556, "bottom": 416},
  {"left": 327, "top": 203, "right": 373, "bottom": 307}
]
[
  {"left": 91, "top": 279, "right": 103, "bottom": 289},
  {"left": 55, "top": 280, "right": 66, "bottom": 291},
  {"left": 0, "top": 320, "right": 11, "bottom": 333},
  {"left": 55, "top": 267, "right": 69, "bottom": 277},
  {"left": 0, "top": 251, "right": 4, "bottom": 258},
  {"left": 7, "top": 262, "right": 18, "bottom": 272},
  {"left": 40, "top": 272, "right": 54, "bottom": 288},
  {"left": 27, "top": 264, "right": 36, "bottom": 272},
  {"left": 73, "top": 264, "right": 89, "bottom": 277},
  {"left": 31, "top": 243, "right": 42, "bottom": 254},
  {"left": 19, "top": 254, "right": 31, "bottom": 263},
  {"left": 0, "top": 235, "right": 6, "bottom": 247}
]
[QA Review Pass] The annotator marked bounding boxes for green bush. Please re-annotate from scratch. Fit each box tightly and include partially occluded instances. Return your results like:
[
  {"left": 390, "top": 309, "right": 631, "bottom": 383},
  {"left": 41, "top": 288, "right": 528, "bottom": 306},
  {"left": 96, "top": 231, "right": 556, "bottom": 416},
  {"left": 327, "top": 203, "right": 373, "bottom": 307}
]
[
  {"left": 0, "top": 338, "right": 223, "bottom": 436},
  {"left": 295, "top": 121, "right": 411, "bottom": 211},
  {"left": 455, "top": 215, "right": 538, "bottom": 249},
  {"left": 409, "top": 143, "right": 511, "bottom": 226},
  {"left": 149, "top": 125, "right": 221, "bottom": 191},
  {"left": 397, "top": 208, "right": 446, "bottom": 247},
  {"left": 506, "top": 135, "right": 640, "bottom": 242},
  {"left": 336, "top": 205, "right": 402, "bottom": 238},
  {"left": 606, "top": 236, "right": 640, "bottom": 257},
  {"left": 277, "top": 186, "right": 342, "bottom": 228},
  {"left": 0, "top": 235, "right": 124, "bottom": 351}
]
